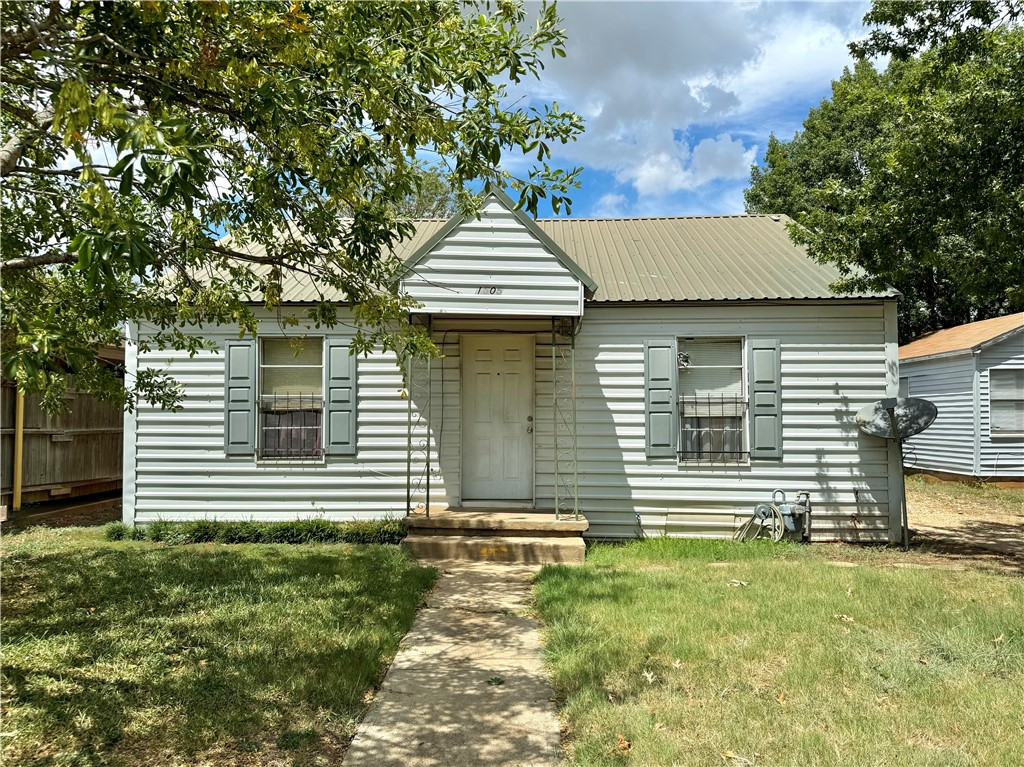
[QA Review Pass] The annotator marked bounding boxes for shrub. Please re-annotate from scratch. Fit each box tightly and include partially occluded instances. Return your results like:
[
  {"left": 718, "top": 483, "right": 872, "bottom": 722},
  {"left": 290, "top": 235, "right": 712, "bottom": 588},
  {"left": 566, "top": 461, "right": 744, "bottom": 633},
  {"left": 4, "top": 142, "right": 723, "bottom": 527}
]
[
  {"left": 104, "top": 523, "right": 145, "bottom": 541},
  {"left": 104, "top": 522, "right": 128, "bottom": 541},
  {"left": 180, "top": 519, "right": 220, "bottom": 543},
  {"left": 144, "top": 519, "right": 176, "bottom": 542},
  {"left": 343, "top": 518, "right": 407, "bottom": 545},
  {"left": 123, "top": 518, "right": 407, "bottom": 546},
  {"left": 217, "top": 520, "right": 263, "bottom": 544}
]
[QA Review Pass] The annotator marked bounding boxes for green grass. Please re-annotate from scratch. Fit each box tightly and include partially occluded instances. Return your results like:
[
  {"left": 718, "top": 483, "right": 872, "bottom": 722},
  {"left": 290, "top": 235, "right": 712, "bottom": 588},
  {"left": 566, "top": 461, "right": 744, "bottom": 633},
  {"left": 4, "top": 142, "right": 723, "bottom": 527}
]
[
  {"left": 1, "top": 526, "right": 436, "bottom": 766},
  {"left": 535, "top": 539, "right": 1024, "bottom": 767},
  {"left": 905, "top": 473, "right": 1024, "bottom": 512}
]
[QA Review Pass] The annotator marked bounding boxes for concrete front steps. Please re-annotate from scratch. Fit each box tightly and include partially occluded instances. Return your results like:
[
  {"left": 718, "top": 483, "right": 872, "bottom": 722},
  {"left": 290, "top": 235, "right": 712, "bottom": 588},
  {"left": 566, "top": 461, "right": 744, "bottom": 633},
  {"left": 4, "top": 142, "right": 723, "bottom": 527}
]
[{"left": 402, "top": 508, "right": 588, "bottom": 564}]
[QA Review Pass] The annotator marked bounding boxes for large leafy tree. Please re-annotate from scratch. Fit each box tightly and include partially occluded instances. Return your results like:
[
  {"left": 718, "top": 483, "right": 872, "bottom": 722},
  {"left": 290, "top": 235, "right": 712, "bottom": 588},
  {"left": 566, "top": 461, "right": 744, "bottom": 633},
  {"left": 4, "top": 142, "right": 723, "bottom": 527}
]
[
  {"left": 1, "top": 0, "right": 583, "bottom": 412},
  {"left": 851, "top": 0, "right": 1023, "bottom": 63},
  {"left": 746, "top": 5, "right": 1024, "bottom": 341}
]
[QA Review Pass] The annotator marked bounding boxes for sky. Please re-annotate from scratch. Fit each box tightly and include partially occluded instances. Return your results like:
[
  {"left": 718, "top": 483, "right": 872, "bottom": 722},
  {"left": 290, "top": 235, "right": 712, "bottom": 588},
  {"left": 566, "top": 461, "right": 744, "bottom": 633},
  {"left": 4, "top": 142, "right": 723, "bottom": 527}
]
[{"left": 508, "top": 0, "right": 872, "bottom": 218}]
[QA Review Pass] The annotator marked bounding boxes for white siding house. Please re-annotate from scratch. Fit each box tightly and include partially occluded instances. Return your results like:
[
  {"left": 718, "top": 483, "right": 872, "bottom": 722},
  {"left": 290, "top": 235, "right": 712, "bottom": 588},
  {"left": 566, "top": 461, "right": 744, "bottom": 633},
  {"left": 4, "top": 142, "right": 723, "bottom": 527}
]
[
  {"left": 900, "top": 313, "right": 1024, "bottom": 481},
  {"left": 124, "top": 191, "right": 906, "bottom": 542}
]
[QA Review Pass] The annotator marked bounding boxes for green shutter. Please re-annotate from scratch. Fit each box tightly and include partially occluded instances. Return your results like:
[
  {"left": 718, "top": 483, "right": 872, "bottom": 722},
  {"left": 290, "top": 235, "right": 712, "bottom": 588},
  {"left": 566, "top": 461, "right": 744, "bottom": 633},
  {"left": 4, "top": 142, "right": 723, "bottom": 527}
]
[
  {"left": 224, "top": 339, "right": 256, "bottom": 456},
  {"left": 645, "top": 339, "right": 678, "bottom": 459},
  {"left": 325, "top": 340, "right": 357, "bottom": 456},
  {"left": 749, "top": 338, "right": 782, "bottom": 459}
]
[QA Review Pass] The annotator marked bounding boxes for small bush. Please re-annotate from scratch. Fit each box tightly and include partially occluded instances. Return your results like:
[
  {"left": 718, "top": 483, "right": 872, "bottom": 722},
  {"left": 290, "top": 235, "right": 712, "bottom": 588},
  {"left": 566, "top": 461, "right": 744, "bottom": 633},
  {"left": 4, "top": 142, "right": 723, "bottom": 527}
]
[
  {"left": 144, "top": 519, "right": 176, "bottom": 542},
  {"left": 126, "top": 517, "right": 407, "bottom": 546},
  {"left": 104, "top": 523, "right": 145, "bottom": 541},
  {"left": 343, "top": 518, "right": 407, "bottom": 545},
  {"left": 181, "top": 519, "right": 220, "bottom": 543},
  {"left": 217, "top": 520, "right": 263, "bottom": 544}
]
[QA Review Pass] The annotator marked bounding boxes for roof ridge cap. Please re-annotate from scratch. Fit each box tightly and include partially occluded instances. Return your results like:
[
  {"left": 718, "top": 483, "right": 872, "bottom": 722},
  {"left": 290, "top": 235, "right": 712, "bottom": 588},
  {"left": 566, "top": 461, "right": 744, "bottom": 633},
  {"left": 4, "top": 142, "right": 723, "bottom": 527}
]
[{"left": 535, "top": 213, "right": 782, "bottom": 222}]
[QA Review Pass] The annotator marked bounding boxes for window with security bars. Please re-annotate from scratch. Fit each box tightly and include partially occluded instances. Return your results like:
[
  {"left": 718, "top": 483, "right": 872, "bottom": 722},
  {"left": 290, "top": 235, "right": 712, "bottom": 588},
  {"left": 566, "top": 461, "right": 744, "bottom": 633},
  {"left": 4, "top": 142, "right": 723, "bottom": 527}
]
[
  {"left": 990, "top": 368, "right": 1024, "bottom": 435},
  {"left": 677, "top": 337, "right": 747, "bottom": 462},
  {"left": 259, "top": 338, "right": 323, "bottom": 458}
]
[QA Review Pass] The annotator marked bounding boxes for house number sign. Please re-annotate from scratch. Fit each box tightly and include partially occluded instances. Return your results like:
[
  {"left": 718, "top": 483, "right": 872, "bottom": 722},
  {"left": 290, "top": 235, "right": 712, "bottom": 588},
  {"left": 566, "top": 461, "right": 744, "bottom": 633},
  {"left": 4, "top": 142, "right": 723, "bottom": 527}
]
[{"left": 475, "top": 287, "right": 504, "bottom": 295}]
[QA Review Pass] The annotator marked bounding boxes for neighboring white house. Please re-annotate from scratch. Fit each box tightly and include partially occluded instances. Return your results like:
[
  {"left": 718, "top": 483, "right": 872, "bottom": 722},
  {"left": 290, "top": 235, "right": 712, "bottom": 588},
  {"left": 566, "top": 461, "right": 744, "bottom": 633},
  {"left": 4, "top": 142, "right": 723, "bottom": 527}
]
[
  {"left": 123, "top": 190, "right": 905, "bottom": 542},
  {"left": 899, "top": 313, "right": 1024, "bottom": 481}
]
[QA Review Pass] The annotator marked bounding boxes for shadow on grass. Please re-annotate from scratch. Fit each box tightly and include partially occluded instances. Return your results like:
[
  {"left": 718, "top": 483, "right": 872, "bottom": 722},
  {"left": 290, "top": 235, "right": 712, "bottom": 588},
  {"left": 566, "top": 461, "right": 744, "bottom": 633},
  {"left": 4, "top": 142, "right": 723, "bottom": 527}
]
[
  {"left": 2, "top": 541, "right": 435, "bottom": 765},
  {"left": 911, "top": 518, "right": 1024, "bottom": 575}
]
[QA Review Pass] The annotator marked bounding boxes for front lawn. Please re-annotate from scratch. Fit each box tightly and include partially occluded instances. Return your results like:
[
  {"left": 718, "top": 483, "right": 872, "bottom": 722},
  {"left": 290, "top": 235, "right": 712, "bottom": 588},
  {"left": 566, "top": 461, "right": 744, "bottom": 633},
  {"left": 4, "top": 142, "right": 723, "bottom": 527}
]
[
  {"left": 535, "top": 539, "right": 1024, "bottom": 766},
  {"left": 1, "top": 526, "right": 436, "bottom": 766}
]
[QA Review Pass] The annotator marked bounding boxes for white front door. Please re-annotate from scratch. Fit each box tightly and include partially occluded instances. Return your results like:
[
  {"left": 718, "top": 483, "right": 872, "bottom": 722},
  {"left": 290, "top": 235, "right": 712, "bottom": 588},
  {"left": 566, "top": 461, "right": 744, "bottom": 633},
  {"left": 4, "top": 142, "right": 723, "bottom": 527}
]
[{"left": 462, "top": 334, "right": 534, "bottom": 501}]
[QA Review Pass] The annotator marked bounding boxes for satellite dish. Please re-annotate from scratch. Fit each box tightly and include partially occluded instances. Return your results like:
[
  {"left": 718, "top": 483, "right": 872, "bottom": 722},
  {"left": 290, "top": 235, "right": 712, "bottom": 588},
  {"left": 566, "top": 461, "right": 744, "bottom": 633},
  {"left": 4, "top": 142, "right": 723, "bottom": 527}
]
[
  {"left": 856, "top": 397, "right": 938, "bottom": 554},
  {"left": 856, "top": 397, "right": 938, "bottom": 440}
]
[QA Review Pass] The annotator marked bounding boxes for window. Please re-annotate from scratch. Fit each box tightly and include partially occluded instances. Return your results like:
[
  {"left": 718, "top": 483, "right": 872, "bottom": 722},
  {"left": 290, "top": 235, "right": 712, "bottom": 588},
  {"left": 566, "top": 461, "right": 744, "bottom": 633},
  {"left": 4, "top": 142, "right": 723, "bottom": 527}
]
[
  {"left": 677, "top": 337, "right": 746, "bottom": 462},
  {"left": 990, "top": 368, "right": 1024, "bottom": 435},
  {"left": 898, "top": 377, "right": 910, "bottom": 398},
  {"left": 259, "top": 338, "right": 324, "bottom": 458}
]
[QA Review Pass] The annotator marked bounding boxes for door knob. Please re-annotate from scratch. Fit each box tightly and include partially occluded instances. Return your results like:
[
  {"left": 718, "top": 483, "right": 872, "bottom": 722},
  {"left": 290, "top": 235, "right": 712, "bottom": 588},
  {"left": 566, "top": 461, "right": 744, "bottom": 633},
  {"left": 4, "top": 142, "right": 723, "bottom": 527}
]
[{"left": 527, "top": 426, "right": 533, "bottom": 433}]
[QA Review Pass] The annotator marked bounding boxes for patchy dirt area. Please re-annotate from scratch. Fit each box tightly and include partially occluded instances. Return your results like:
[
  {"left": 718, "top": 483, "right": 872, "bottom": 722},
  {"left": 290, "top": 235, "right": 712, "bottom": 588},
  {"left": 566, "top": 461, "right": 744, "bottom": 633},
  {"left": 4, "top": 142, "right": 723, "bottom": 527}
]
[
  {"left": 2, "top": 495, "right": 120, "bottom": 532},
  {"left": 905, "top": 476, "right": 1023, "bottom": 575}
]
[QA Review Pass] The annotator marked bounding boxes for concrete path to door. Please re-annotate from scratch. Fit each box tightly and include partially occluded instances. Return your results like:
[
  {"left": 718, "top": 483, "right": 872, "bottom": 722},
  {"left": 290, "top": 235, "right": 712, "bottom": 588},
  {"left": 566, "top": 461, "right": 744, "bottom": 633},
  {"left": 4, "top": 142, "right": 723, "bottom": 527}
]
[{"left": 342, "top": 561, "right": 562, "bottom": 767}]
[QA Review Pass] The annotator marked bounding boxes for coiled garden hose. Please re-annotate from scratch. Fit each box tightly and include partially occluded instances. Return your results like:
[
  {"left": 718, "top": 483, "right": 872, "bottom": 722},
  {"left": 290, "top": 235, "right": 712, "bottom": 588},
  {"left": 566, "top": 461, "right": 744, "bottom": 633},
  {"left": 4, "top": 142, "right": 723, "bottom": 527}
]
[{"left": 734, "top": 502, "right": 785, "bottom": 543}]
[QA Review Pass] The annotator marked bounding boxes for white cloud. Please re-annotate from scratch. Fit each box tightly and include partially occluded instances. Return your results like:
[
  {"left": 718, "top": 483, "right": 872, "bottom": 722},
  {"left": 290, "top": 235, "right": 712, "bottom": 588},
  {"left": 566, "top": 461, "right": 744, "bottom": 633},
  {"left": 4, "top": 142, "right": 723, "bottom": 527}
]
[
  {"left": 593, "top": 192, "right": 628, "bottom": 217},
  {"left": 627, "top": 134, "right": 758, "bottom": 198},
  {"left": 518, "top": 0, "right": 870, "bottom": 208}
]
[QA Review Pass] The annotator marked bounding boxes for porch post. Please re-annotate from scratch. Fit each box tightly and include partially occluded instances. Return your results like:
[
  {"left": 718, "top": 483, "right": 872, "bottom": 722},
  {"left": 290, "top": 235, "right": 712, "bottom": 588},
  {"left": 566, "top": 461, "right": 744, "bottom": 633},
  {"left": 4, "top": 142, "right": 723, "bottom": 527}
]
[
  {"left": 406, "top": 317, "right": 433, "bottom": 517},
  {"left": 552, "top": 318, "right": 580, "bottom": 520},
  {"left": 406, "top": 356, "right": 413, "bottom": 516}
]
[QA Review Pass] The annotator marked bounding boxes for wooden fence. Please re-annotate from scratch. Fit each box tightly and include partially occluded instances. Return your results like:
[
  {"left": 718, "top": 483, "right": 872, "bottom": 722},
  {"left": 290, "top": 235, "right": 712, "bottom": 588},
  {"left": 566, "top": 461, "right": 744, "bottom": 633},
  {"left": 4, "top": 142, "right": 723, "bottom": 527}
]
[{"left": 1, "top": 380, "right": 123, "bottom": 507}]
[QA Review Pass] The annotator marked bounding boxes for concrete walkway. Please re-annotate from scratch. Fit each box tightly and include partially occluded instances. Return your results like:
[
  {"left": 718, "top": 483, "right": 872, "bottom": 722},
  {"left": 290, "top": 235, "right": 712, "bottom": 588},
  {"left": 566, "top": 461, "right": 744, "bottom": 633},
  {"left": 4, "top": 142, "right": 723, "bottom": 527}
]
[{"left": 342, "top": 562, "right": 562, "bottom": 767}]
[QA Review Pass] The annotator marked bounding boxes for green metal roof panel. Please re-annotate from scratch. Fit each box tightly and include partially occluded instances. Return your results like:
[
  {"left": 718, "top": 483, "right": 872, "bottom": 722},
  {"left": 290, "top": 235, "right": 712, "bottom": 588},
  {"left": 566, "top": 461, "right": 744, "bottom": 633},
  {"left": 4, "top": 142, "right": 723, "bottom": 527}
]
[
  {"left": 539, "top": 214, "right": 893, "bottom": 302},
  {"left": 218, "top": 214, "right": 894, "bottom": 304}
]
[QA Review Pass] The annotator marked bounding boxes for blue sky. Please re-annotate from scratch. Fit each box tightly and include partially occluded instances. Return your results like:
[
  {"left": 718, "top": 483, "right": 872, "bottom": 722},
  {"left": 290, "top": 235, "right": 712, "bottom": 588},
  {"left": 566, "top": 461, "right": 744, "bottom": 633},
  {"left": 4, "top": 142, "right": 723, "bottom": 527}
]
[{"left": 507, "top": 0, "right": 872, "bottom": 218}]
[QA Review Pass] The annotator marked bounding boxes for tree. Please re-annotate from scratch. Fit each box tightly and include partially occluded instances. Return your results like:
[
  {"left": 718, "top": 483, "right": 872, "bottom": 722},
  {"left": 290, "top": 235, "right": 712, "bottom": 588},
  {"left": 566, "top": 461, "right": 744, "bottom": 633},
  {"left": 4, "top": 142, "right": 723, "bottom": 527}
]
[
  {"left": 851, "top": 0, "right": 1023, "bottom": 63},
  {"left": 1, "top": 1, "right": 583, "bottom": 413},
  {"left": 746, "top": 26, "right": 1024, "bottom": 341},
  {"left": 394, "top": 164, "right": 458, "bottom": 219}
]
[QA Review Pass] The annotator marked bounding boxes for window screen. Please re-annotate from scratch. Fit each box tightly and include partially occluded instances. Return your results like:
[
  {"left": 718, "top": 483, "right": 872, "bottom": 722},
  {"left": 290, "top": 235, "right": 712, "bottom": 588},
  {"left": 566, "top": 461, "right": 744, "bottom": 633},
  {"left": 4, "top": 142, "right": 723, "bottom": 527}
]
[
  {"left": 259, "top": 338, "right": 324, "bottom": 458},
  {"left": 990, "top": 368, "right": 1024, "bottom": 434},
  {"left": 677, "top": 338, "right": 746, "bottom": 462}
]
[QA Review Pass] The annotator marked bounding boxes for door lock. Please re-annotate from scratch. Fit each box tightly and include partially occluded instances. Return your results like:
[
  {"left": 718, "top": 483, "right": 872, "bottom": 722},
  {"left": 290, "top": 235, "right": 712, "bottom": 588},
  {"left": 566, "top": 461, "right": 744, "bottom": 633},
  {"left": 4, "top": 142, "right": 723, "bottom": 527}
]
[{"left": 527, "top": 415, "right": 534, "bottom": 422}]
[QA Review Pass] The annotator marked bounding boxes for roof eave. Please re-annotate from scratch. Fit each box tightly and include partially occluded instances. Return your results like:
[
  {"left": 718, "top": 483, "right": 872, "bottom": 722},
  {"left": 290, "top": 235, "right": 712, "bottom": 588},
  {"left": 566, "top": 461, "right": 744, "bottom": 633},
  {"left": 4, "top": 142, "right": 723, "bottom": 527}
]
[{"left": 900, "top": 323, "right": 1024, "bottom": 363}]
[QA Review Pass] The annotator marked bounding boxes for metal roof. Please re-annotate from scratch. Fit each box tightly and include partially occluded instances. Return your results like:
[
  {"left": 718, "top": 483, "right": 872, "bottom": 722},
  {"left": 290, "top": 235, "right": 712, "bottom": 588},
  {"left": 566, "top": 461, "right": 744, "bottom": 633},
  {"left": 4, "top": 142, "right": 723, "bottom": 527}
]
[
  {"left": 535, "top": 215, "right": 892, "bottom": 302},
  {"left": 218, "top": 214, "right": 895, "bottom": 304},
  {"left": 899, "top": 311, "right": 1024, "bottom": 361}
]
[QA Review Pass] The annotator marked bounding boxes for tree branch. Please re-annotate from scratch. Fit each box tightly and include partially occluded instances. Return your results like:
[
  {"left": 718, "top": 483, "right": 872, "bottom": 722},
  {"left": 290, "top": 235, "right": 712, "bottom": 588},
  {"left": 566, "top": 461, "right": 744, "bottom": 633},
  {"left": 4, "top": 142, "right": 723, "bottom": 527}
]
[
  {"left": 0, "top": 105, "right": 55, "bottom": 177},
  {"left": 1, "top": 98, "right": 42, "bottom": 125},
  {"left": 6, "top": 164, "right": 115, "bottom": 178},
  {"left": 1, "top": 251, "right": 75, "bottom": 271},
  {"left": 0, "top": 1, "right": 69, "bottom": 60}
]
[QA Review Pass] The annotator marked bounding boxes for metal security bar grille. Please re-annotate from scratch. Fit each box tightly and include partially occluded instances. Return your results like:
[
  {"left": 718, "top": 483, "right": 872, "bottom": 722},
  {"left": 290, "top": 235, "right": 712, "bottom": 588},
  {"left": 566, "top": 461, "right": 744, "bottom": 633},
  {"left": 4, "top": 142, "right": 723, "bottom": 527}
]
[
  {"left": 678, "top": 395, "right": 748, "bottom": 463},
  {"left": 259, "top": 393, "right": 323, "bottom": 458}
]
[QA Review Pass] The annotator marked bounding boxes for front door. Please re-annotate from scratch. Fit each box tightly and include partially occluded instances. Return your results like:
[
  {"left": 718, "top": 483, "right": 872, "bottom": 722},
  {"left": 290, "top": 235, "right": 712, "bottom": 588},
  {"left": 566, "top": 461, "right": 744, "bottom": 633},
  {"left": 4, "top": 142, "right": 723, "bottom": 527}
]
[{"left": 462, "top": 334, "right": 534, "bottom": 501}]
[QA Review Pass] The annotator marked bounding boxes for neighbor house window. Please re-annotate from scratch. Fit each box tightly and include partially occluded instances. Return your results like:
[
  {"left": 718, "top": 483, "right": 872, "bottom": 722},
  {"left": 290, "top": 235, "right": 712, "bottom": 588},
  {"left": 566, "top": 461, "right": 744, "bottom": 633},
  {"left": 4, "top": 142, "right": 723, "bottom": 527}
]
[
  {"left": 990, "top": 368, "right": 1024, "bottom": 435},
  {"left": 899, "top": 377, "right": 910, "bottom": 397},
  {"left": 259, "top": 338, "right": 324, "bottom": 458},
  {"left": 677, "top": 337, "right": 746, "bottom": 462}
]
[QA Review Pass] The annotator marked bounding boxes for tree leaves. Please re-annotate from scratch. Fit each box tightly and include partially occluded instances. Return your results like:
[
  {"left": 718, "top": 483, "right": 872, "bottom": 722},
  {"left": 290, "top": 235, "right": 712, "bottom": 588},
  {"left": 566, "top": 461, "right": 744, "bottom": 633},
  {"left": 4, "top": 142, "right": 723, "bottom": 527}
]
[
  {"left": 745, "top": 30, "right": 1024, "bottom": 341},
  {"left": 1, "top": 0, "right": 584, "bottom": 412}
]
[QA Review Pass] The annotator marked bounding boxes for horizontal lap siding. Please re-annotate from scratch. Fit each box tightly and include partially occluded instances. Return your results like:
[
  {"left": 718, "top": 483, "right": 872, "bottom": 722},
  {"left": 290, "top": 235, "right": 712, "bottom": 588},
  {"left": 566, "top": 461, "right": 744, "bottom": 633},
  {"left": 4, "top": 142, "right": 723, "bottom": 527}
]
[
  {"left": 399, "top": 200, "right": 583, "bottom": 315},
  {"left": 901, "top": 356, "right": 977, "bottom": 476},
  {"left": 573, "top": 303, "right": 894, "bottom": 542},
  {"left": 978, "top": 338, "right": 1024, "bottom": 477},
  {"left": 129, "top": 303, "right": 897, "bottom": 542},
  {"left": 132, "top": 313, "right": 425, "bottom": 522}
]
